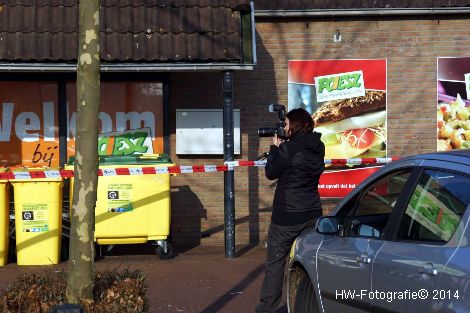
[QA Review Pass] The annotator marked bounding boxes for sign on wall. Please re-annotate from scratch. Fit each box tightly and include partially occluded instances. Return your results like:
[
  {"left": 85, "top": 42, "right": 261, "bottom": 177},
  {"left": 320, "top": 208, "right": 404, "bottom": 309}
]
[
  {"left": 288, "top": 59, "right": 387, "bottom": 198},
  {"left": 175, "top": 109, "right": 241, "bottom": 155},
  {"left": 437, "top": 57, "right": 470, "bottom": 151},
  {"left": 98, "top": 128, "right": 154, "bottom": 156},
  {"left": 0, "top": 81, "right": 164, "bottom": 167}
]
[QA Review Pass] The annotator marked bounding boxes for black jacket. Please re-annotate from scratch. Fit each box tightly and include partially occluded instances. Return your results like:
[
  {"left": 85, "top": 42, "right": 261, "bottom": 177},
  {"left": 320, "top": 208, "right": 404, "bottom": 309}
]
[{"left": 265, "top": 132, "right": 325, "bottom": 214}]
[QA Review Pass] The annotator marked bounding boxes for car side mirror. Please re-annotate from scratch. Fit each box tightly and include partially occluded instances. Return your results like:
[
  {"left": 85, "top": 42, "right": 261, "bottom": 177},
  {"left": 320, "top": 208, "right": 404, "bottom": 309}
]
[{"left": 316, "top": 217, "right": 339, "bottom": 235}]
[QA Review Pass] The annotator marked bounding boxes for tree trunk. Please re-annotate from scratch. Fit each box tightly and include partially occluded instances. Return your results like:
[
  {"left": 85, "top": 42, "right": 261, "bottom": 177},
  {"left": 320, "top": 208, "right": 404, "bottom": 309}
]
[{"left": 66, "top": 0, "right": 100, "bottom": 303}]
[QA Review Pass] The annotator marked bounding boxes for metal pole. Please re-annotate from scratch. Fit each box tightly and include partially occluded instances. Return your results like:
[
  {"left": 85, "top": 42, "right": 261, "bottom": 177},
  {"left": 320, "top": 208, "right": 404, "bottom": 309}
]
[
  {"left": 58, "top": 80, "right": 67, "bottom": 168},
  {"left": 223, "top": 70, "right": 235, "bottom": 258}
]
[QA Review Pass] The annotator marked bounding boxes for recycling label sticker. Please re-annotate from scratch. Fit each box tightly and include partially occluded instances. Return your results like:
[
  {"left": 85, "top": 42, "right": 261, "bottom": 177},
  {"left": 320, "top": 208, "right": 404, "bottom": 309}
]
[
  {"left": 107, "top": 183, "right": 133, "bottom": 213},
  {"left": 21, "top": 203, "right": 49, "bottom": 232}
]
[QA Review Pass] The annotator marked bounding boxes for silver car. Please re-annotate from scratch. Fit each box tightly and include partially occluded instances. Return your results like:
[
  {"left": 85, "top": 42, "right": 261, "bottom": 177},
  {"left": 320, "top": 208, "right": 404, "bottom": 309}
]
[{"left": 288, "top": 150, "right": 470, "bottom": 313}]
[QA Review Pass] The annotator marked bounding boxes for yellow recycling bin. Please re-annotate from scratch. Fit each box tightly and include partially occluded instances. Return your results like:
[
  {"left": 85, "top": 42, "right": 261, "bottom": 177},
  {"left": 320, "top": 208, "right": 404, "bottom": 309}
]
[
  {"left": 0, "top": 169, "right": 9, "bottom": 266},
  {"left": 11, "top": 169, "right": 63, "bottom": 265},
  {"left": 67, "top": 154, "right": 173, "bottom": 258}
]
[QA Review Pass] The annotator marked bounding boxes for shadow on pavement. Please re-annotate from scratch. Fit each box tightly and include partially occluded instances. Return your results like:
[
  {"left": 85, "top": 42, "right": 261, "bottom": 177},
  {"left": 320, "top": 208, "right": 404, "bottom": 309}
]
[
  {"left": 200, "top": 263, "right": 264, "bottom": 313},
  {"left": 236, "top": 243, "right": 259, "bottom": 258}
]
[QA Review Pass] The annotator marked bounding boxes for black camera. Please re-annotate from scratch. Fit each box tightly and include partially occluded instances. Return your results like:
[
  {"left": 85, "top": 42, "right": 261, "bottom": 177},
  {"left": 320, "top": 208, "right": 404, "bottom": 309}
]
[{"left": 258, "top": 104, "right": 286, "bottom": 137}]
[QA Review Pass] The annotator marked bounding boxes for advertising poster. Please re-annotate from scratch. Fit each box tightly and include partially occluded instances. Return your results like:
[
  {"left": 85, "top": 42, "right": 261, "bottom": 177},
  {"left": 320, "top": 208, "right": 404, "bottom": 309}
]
[
  {"left": 437, "top": 57, "right": 470, "bottom": 151},
  {"left": 288, "top": 59, "right": 387, "bottom": 198},
  {"left": 0, "top": 81, "right": 164, "bottom": 167},
  {"left": 318, "top": 166, "right": 382, "bottom": 198}
]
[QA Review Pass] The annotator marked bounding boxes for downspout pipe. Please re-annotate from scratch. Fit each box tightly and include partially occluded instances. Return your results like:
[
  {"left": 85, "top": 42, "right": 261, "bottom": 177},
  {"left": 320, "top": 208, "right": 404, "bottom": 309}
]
[
  {"left": 255, "top": 7, "right": 470, "bottom": 18},
  {"left": 250, "top": 1, "right": 257, "bottom": 65}
]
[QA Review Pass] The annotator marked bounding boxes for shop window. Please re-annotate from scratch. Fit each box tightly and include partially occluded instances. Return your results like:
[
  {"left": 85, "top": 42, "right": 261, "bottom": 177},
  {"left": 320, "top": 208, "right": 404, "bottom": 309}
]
[
  {"left": 0, "top": 81, "right": 58, "bottom": 167},
  {"left": 0, "top": 81, "right": 164, "bottom": 167},
  {"left": 66, "top": 81, "right": 164, "bottom": 158}
]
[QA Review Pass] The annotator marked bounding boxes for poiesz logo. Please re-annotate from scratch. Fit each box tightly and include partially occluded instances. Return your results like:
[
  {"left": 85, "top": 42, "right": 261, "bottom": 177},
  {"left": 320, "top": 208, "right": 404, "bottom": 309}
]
[
  {"left": 107, "top": 191, "right": 119, "bottom": 199},
  {"left": 317, "top": 73, "right": 362, "bottom": 93},
  {"left": 315, "top": 70, "right": 366, "bottom": 102},
  {"left": 98, "top": 128, "right": 154, "bottom": 156}
]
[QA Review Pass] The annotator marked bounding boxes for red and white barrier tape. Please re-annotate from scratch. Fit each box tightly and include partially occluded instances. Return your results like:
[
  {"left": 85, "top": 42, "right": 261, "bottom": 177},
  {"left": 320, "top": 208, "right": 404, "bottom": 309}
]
[
  {"left": 0, "top": 157, "right": 398, "bottom": 180},
  {"left": 225, "top": 157, "right": 399, "bottom": 167}
]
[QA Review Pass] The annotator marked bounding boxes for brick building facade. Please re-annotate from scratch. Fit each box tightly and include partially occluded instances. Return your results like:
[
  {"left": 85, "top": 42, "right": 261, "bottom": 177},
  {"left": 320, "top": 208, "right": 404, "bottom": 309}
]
[
  {"left": 169, "top": 11, "right": 470, "bottom": 247},
  {"left": 1, "top": 1, "right": 470, "bottom": 251}
]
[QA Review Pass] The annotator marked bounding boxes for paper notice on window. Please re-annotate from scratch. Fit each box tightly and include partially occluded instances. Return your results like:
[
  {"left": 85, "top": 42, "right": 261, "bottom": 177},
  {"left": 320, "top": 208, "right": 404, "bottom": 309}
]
[{"left": 405, "top": 185, "right": 459, "bottom": 242}]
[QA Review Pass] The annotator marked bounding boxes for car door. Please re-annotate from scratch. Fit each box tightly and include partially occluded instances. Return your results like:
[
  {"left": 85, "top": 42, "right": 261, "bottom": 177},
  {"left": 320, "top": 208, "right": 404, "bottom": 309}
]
[
  {"left": 316, "top": 169, "right": 413, "bottom": 313},
  {"left": 372, "top": 168, "right": 470, "bottom": 313}
]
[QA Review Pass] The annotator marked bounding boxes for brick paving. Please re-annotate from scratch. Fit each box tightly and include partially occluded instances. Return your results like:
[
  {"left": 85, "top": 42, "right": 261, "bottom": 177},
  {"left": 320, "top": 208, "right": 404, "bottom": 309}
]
[{"left": 0, "top": 245, "right": 288, "bottom": 313}]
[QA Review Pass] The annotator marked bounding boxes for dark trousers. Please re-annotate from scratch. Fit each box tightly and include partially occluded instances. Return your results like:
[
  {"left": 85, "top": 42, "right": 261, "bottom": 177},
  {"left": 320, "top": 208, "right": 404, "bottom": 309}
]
[{"left": 256, "top": 218, "right": 316, "bottom": 313}]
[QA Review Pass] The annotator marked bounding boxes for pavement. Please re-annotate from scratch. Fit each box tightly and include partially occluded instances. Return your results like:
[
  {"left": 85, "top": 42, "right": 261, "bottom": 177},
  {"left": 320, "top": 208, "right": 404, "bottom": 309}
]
[{"left": 0, "top": 245, "right": 288, "bottom": 313}]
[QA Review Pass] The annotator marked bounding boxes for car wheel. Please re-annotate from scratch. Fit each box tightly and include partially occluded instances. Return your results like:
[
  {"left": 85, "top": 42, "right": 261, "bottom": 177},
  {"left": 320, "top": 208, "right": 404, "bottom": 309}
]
[
  {"left": 155, "top": 242, "right": 174, "bottom": 260},
  {"left": 294, "top": 272, "right": 319, "bottom": 313}
]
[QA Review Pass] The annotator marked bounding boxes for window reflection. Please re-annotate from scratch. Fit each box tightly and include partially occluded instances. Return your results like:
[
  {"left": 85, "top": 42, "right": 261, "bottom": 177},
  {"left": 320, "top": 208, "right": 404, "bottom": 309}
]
[{"left": 398, "top": 170, "right": 470, "bottom": 243}]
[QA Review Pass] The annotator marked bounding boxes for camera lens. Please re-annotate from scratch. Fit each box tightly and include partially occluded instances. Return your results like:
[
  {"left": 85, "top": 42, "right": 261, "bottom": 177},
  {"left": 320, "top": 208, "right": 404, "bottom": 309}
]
[{"left": 258, "top": 127, "right": 277, "bottom": 137}]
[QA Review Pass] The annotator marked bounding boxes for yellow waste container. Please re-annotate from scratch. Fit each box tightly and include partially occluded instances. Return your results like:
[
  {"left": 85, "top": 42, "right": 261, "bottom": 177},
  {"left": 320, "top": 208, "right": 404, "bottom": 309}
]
[
  {"left": 0, "top": 168, "right": 9, "bottom": 266},
  {"left": 67, "top": 154, "right": 173, "bottom": 258},
  {"left": 11, "top": 169, "right": 63, "bottom": 265}
]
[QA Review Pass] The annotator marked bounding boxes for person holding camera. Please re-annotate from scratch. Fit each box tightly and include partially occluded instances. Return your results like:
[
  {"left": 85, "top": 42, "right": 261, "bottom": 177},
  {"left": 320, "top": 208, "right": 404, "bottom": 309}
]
[{"left": 256, "top": 108, "right": 325, "bottom": 313}]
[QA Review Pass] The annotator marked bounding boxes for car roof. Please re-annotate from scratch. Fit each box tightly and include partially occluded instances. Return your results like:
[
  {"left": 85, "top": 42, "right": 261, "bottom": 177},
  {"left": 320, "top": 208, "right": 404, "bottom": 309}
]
[{"left": 398, "top": 149, "right": 470, "bottom": 166}]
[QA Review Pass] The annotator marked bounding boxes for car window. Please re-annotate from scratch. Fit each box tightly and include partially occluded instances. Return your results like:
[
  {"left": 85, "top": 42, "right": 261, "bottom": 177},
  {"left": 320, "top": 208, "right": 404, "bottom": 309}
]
[
  {"left": 343, "top": 170, "right": 411, "bottom": 238},
  {"left": 397, "top": 170, "right": 470, "bottom": 244}
]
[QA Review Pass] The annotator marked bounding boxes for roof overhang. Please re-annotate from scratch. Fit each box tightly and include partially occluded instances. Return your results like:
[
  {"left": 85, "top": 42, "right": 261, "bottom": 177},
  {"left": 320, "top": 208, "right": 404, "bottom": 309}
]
[{"left": 0, "top": 63, "right": 254, "bottom": 73}]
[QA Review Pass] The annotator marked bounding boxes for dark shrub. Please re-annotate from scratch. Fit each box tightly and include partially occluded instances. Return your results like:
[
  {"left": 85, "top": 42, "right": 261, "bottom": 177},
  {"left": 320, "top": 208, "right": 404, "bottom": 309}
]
[{"left": 0, "top": 269, "right": 149, "bottom": 313}]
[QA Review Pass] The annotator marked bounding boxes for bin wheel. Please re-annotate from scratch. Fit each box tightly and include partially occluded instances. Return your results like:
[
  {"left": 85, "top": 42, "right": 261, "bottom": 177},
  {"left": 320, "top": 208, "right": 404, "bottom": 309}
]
[
  {"left": 94, "top": 243, "right": 106, "bottom": 260},
  {"left": 155, "top": 242, "right": 174, "bottom": 260}
]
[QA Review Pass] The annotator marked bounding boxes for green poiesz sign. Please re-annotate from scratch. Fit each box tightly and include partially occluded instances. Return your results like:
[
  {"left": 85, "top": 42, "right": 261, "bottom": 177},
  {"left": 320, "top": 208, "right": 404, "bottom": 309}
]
[
  {"left": 98, "top": 128, "right": 154, "bottom": 156},
  {"left": 314, "top": 70, "right": 365, "bottom": 102}
]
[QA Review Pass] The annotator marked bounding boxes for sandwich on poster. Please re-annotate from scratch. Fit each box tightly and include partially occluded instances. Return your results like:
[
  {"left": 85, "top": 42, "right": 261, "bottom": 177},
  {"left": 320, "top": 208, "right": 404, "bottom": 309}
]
[{"left": 312, "top": 70, "right": 386, "bottom": 159}]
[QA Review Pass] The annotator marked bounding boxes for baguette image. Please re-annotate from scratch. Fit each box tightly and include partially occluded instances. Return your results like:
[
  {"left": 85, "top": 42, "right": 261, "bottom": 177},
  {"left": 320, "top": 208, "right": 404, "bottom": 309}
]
[{"left": 312, "top": 90, "right": 386, "bottom": 159}]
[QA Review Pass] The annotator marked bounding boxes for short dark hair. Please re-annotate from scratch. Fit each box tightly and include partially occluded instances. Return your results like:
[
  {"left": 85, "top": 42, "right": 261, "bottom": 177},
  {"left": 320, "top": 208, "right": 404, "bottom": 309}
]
[{"left": 286, "top": 108, "right": 313, "bottom": 136}]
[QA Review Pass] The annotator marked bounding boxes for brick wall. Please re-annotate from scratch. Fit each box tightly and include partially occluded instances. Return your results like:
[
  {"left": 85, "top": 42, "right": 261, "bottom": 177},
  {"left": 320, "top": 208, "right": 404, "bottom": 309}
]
[{"left": 169, "top": 15, "right": 470, "bottom": 247}]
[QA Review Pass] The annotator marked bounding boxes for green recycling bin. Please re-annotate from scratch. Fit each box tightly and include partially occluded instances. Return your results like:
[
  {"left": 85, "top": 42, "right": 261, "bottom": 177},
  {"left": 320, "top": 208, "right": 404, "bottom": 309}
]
[{"left": 67, "top": 154, "right": 174, "bottom": 258}]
